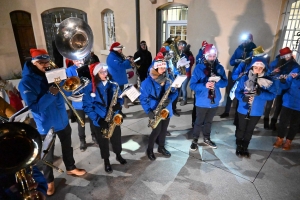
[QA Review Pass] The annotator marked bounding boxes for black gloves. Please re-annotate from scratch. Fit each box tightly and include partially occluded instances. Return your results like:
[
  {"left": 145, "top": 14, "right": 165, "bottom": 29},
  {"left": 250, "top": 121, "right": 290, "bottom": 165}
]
[
  {"left": 112, "top": 103, "right": 122, "bottom": 111},
  {"left": 243, "top": 96, "right": 250, "bottom": 102},
  {"left": 162, "top": 99, "right": 170, "bottom": 108},
  {"left": 148, "top": 111, "right": 155, "bottom": 119},
  {"left": 98, "top": 118, "right": 109, "bottom": 129},
  {"left": 280, "top": 78, "right": 286, "bottom": 83}
]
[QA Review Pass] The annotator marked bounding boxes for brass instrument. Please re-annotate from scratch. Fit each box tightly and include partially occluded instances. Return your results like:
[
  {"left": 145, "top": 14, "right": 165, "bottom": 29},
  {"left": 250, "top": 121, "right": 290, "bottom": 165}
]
[
  {"left": 148, "top": 78, "right": 172, "bottom": 129},
  {"left": 47, "top": 17, "right": 94, "bottom": 127},
  {"left": 67, "top": 77, "right": 90, "bottom": 102},
  {"left": 101, "top": 79, "right": 123, "bottom": 139},
  {"left": 0, "top": 122, "right": 42, "bottom": 199}
]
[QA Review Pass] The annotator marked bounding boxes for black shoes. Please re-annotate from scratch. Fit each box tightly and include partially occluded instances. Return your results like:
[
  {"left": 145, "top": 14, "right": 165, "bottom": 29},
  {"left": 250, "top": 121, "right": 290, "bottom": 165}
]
[
  {"left": 80, "top": 140, "right": 87, "bottom": 152},
  {"left": 173, "top": 110, "right": 180, "bottom": 117},
  {"left": 203, "top": 138, "right": 217, "bottom": 149},
  {"left": 236, "top": 139, "right": 243, "bottom": 156},
  {"left": 104, "top": 159, "right": 113, "bottom": 173},
  {"left": 146, "top": 149, "right": 156, "bottom": 161},
  {"left": 270, "top": 119, "right": 277, "bottom": 131},
  {"left": 219, "top": 112, "right": 229, "bottom": 118},
  {"left": 116, "top": 154, "right": 127, "bottom": 165},
  {"left": 166, "top": 131, "right": 171, "bottom": 136},
  {"left": 190, "top": 139, "right": 198, "bottom": 151},
  {"left": 158, "top": 146, "right": 171, "bottom": 157},
  {"left": 264, "top": 118, "right": 270, "bottom": 130}
]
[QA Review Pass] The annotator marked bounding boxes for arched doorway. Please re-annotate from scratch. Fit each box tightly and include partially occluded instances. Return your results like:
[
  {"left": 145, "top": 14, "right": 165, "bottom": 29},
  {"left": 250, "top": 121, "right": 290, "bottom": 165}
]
[{"left": 10, "top": 11, "right": 37, "bottom": 69}]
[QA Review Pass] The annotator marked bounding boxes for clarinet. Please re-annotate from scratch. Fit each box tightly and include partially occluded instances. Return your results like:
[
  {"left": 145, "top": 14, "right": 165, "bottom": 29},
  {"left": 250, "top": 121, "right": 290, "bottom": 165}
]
[
  {"left": 208, "top": 62, "right": 216, "bottom": 104},
  {"left": 245, "top": 74, "right": 258, "bottom": 120}
]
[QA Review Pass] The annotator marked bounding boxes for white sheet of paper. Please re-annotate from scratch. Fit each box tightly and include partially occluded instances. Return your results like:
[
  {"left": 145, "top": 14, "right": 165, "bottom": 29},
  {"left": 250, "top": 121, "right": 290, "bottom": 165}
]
[
  {"left": 171, "top": 75, "right": 187, "bottom": 88},
  {"left": 119, "top": 85, "right": 141, "bottom": 102},
  {"left": 9, "top": 107, "right": 30, "bottom": 122},
  {"left": 45, "top": 68, "right": 67, "bottom": 83},
  {"left": 208, "top": 76, "right": 221, "bottom": 82}
]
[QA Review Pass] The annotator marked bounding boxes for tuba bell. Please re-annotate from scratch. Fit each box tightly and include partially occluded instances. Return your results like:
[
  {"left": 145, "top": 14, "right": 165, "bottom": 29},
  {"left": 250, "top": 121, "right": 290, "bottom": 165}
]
[{"left": 0, "top": 122, "right": 42, "bottom": 199}]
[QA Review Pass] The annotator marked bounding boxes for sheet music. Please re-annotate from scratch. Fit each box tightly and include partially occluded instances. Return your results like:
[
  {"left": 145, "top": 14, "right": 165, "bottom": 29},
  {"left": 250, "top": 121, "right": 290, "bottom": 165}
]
[
  {"left": 119, "top": 85, "right": 141, "bottom": 102},
  {"left": 9, "top": 106, "right": 30, "bottom": 122},
  {"left": 171, "top": 75, "right": 187, "bottom": 88},
  {"left": 208, "top": 76, "right": 221, "bottom": 82}
]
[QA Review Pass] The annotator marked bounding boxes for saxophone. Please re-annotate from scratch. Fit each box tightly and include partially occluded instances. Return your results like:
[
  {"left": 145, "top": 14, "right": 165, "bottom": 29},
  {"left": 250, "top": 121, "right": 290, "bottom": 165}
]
[
  {"left": 101, "top": 80, "right": 123, "bottom": 138},
  {"left": 148, "top": 78, "right": 173, "bottom": 129}
]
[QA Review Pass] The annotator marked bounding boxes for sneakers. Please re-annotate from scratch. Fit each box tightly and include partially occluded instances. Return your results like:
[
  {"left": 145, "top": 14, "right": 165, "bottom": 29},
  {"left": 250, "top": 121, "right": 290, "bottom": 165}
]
[
  {"left": 190, "top": 139, "right": 198, "bottom": 151},
  {"left": 80, "top": 140, "right": 87, "bottom": 152},
  {"left": 219, "top": 112, "right": 229, "bottom": 118},
  {"left": 203, "top": 138, "right": 217, "bottom": 149}
]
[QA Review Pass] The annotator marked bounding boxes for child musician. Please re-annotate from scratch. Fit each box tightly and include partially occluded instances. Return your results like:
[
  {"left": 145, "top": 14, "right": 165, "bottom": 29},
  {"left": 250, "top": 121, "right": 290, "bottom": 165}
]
[
  {"left": 139, "top": 53, "right": 178, "bottom": 161},
  {"left": 82, "top": 62, "right": 127, "bottom": 174},
  {"left": 235, "top": 57, "right": 276, "bottom": 157}
]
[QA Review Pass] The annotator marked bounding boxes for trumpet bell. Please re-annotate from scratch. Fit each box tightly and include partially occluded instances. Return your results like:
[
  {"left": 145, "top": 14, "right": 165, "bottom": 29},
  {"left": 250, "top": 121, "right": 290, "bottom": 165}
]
[
  {"left": 0, "top": 122, "right": 42, "bottom": 175},
  {"left": 62, "top": 76, "right": 81, "bottom": 92},
  {"left": 55, "top": 17, "right": 94, "bottom": 60}
]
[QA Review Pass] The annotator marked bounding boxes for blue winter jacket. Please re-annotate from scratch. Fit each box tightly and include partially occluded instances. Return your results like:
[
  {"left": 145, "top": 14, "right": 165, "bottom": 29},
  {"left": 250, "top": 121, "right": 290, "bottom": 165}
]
[
  {"left": 270, "top": 57, "right": 300, "bottom": 95},
  {"left": 66, "top": 65, "right": 83, "bottom": 110},
  {"left": 235, "top": 74, "right": 276, "bottom": 116},
  {"left": 190, "top": 62, "right": 228, "bottom": 108},
  {"left": 82, "top": 81, "right": 123, "bottom": 127},
  {"left": 18, "top": 61, "right": 69, "bottom": 135},
  {"left": 281, "top": 68, "right": 300, "bottom": 111},
  {"left": 229, "top": 42, "right": 256, "bottom": 73},
  {"left": 107, "top": 51, "right": 132, "bottom": 86},
  {"left": 232, "top": 56, "right": 270, "bottom": 81},
  {"left": 139, "top": 76, "right": 178, "bottom": 118}
]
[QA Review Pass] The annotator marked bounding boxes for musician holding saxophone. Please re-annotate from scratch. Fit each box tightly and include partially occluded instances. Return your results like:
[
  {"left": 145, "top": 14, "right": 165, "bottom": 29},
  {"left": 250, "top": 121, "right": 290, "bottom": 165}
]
[
  {"left": 234, "top": 58, "right": 276, "bottom": 157},
  {"left": 189, "top": 45, "right": 228, "bottom": 151},
  {"left": 139, "top": 53, "right": 178, "bottom": 161},
  {"left": 18, "top": 49, "right": 87, "bottom": 196},
  {"left": 82, "top": 62, "right": 127, "bottom": 174}
]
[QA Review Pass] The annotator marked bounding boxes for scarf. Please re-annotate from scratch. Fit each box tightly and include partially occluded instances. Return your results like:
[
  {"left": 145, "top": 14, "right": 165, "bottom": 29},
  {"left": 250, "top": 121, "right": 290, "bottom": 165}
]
[
  {"left": 149, "top": 68, "right": 166, "bottom": 86},
  {"left": 245, "top": 70, "right": 273, "bottom": 91}
]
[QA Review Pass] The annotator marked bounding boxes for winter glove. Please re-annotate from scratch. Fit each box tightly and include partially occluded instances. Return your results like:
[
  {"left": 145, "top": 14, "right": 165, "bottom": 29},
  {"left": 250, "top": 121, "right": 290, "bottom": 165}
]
[
  {"left": 162, "top": 99, "right": 171, "bottom": 108},
  {"left": 112, "top": 102, "right": 122, "bottom": 111},
  {"left": 148, "top": 111, "right": 155, "bottom": 119},
  {"left": 98, "top": 118, "right": 109, "bottom": 129},
  {"left": 243, "top": 96, "right": 250, "bottom": 102},
  {"left": 280, "top": 78, "right": 286, "bottom": 83}
]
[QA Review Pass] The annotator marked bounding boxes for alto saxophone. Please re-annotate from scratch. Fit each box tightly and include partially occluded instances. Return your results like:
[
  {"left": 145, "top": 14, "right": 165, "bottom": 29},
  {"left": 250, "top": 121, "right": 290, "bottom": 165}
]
[
  {"left": 148, "top": 78, "right": 173, "bottom": 129},
  {"left": 101, "top": 80, "right": 123, "bottom": 138}
]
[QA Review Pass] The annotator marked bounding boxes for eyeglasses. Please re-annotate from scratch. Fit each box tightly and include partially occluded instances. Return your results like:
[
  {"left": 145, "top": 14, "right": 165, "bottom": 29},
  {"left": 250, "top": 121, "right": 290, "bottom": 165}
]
[
  {"left": 141, "top": 43, "right": 146, "bottom": 46},
  {"left": 99, "top": 71, "right": 108, "bottom": 75},
  {"left": 37, "top": 61, "right": 50, "bottom": 65}
]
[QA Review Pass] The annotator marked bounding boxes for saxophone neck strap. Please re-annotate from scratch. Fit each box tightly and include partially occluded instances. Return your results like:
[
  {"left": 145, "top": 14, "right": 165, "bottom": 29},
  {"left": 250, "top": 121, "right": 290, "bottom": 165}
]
[{"left": 96, "top": 87, "right": 107, "bottom": 107}]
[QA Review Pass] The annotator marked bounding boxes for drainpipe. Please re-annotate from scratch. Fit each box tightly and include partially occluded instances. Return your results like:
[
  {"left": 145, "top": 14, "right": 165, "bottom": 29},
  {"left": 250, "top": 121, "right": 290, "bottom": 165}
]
[{"left": 135, "top": 0, "right": 140, "bottom": 50}]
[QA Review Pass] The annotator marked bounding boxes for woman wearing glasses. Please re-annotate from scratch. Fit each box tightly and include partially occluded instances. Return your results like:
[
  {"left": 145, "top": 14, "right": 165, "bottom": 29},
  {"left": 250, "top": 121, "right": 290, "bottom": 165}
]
[{"left": 82, "top": 62, "right": 127, "bottom": 174}]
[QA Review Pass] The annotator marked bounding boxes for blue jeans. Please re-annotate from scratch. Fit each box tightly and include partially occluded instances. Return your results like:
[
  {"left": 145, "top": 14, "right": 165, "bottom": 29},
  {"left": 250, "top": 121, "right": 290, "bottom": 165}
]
[{"left": 181, "top": 76, "right": 191, "bottom": 101}]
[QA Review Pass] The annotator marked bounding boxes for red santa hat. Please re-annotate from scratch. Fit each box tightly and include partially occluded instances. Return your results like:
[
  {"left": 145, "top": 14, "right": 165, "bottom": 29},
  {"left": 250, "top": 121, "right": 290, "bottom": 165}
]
[
  {"left": 30, "top": 48, "right": 50, "bottom": 62},
  {"left": 109, "top": 42, "right": 124, "bottom": 51},
  {"left": 89, "top": 62, "right": 108, "bottom": 97},
  {"left": 204, "top": 44, "right": 217, "bottom": 56},
  {"left": 159, "top": 47, "right": 167, "bottom": 53},
  {"left": 279, "top": 47, "right": 292, "bottom": 59},
  {"left": 153, "top": 52, "right": 166, "bottom": 69},
  {"left": 202, "top": 40, "right": 208, "bottom": 47}
]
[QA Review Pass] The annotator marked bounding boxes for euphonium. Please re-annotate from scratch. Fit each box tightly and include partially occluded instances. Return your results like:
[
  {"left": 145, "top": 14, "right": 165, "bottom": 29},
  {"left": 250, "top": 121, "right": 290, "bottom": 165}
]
[
  {"left": 148, "top": 78, "right": 172, "bottom": 129},
  {"left": 0, "top": 122, "right": 42, "bottom": 200},
  {"left": 101, "top": 79, "right": 123, "bottom": 139}
]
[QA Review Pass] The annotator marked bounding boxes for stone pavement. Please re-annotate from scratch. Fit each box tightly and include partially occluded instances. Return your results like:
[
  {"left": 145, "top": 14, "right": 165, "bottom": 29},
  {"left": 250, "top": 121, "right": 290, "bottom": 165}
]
[{"left": 47, "top": 100, "right": 300, "bottom": 200}]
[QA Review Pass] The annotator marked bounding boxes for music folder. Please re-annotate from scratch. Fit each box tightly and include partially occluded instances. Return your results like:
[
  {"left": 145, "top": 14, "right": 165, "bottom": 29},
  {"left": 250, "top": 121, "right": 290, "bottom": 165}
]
[{"left": 9, "top": 106, "right": 30, "bottom": 122}]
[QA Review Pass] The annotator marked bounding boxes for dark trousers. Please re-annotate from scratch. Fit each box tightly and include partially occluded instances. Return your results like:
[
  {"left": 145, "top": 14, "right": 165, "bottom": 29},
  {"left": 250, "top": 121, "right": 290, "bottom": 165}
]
[
  {"left": 192, "top": 93, "right": 196, "bottom": 124},
  {"left": 224, "top": 75, "right": 234, "bottom": 113},
  {"left": 192, "top": 107, "right": 217, "bottom": 139},
  {"left": 277, "top": 106, "right": 300, "bottom": 140},
  {"left": 236, "top": 113, "right": 260, "bottom": 142},
  {"left": 94, "top": 126, "right": 122, "bottom": 159},
  {"left": 271, "top": 95, "right": 283, "bottom": 121},
  {"left": 76, "top": 109, "right": 96, "bottom": 141},
  {"left": 264, "top": 100, "right": 274, "bottom": 118},
  {"left": 42, "top": 124, "right": 76, "bottom": 183},
  {"left": 148, "top": 118, "right": 170, "bottom": 150},
  {"left": 172, "top": 88, "right": 181, "bottom": 111}
]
